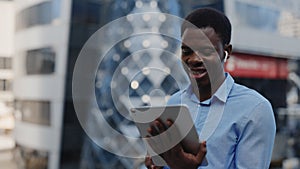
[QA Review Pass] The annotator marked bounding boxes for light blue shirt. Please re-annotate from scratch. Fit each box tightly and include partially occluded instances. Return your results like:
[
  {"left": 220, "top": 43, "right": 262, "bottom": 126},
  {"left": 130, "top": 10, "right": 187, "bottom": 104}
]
[{"left": 164, "top": 73, "right": 276, "bottom": 169}]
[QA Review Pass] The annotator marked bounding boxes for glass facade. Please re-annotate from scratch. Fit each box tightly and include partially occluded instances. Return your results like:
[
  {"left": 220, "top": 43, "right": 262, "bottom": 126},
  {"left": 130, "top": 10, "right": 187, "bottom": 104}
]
[
  {"left": 15, "top": 144, "right": 48, "bottom": 169},
  {"left": 0, "top": 57, "right": 12, "bottom": 69},
  {"left": 0, "top": 79, "right": 12, "bottom": 91},
  {"left": 227, "top": 1, "right": 300, "bottom": 166},
  {"left": 232, "top": 0, "right": 300, "bottom": 38},
  {"left": 26, "top": 47, "right": 55, "bottom": 75},
  {"left": 15, "top": 100, "right": 51, "bottom": 126},
  {"left": 12, "top": 0, "right": 300, "bottom": 168},
  {"left": 16, "top": 1, "right": 61, "bottom": 30},
  {"left": 235, "top": 1, "right": 279, "bottom": 32},
  {"left": 60, "top": 1, "right": 115, "bottom": 167},
  {"left": 61, "top": 0, "right": 225, "bottom": 169}
]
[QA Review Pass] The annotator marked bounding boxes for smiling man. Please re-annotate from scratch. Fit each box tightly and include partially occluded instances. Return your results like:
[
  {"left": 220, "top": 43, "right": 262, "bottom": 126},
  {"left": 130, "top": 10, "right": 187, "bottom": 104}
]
[{"left": 145, "top": 8, "right": 276, "bottom": 169}]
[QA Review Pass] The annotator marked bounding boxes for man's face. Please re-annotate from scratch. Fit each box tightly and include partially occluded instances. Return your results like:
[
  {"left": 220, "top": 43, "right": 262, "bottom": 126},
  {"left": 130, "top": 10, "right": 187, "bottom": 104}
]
[{"left": 181, "top": 27, "right": 225, "bottom": 89}]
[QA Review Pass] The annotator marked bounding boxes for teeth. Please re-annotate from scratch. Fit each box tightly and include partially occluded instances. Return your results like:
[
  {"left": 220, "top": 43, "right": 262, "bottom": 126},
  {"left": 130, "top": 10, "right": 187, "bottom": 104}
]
[
  {"left": 187, "top": 68, "right": 206, "bottom": 74},
  {"left": 191, "top": 70, "right": 204, "bottom": 74}
]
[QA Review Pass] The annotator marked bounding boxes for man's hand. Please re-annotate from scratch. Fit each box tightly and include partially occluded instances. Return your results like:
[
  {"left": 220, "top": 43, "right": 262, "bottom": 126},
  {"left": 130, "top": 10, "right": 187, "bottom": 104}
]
[
  {"left": 161, "top": 140, "right": 206, "bottom": 169},
  {"left": 147, "top": 119, "right": 207, "bottom": 169},
  {"left": 145, "top": 156, "right": 163, "bottom": 169}
]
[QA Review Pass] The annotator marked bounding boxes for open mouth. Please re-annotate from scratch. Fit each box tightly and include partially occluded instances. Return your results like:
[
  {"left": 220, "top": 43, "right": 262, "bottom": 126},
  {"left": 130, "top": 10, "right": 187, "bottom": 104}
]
[
  {"left": 189, "top": 68, "right": 207, "bottom": 79},
  {"left": 184, "top": 60, "right": 207, "bottom": 79}
]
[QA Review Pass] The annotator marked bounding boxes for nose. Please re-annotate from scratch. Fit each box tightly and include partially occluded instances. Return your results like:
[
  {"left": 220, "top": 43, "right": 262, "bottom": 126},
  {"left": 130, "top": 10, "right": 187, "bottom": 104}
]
[
  {"left": 189, "top": 53, "right": 202, "bottom": 61},
  {"left": 186, "top": 52, "right": 203, "bottom": 67}
]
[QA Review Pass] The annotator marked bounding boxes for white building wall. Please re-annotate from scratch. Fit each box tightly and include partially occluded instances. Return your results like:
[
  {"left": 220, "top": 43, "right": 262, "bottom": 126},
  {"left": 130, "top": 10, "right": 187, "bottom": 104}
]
[
  {"left": 0, "top": 1, "right": 14, "bottom": 57},
  {"left": 0, "top": 1, "right": 15, "bottom": 120},
  {"left": 224, "top": 0, "right": 300, "bottom": 59},
  {"left": 13, "top": 0, "right": 72, "bottom": 169}
]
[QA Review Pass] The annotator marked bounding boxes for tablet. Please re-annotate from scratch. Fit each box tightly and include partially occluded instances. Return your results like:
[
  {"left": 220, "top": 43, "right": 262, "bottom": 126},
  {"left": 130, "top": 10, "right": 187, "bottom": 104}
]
[{"left": 130, "top": 105, "right": 201, "bottom": 166}]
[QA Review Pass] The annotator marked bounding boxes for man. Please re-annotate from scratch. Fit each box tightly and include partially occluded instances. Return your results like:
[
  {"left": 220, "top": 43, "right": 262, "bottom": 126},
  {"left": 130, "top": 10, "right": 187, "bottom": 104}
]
[{"left": 145, "top": 8, "right": 276, "bottom": 169}]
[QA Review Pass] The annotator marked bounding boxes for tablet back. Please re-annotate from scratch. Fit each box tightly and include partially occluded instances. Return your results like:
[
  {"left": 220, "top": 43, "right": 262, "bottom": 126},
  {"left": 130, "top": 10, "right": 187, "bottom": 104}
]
[{"left": 130, "top": 105, "right": 200, "bottom": 166}]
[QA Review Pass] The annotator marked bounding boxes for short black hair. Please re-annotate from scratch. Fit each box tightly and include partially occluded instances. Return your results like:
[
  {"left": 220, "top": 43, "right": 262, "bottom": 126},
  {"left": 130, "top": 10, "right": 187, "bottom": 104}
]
[{"left": 181, "top": 7, "right": 232, "bottom": 45}]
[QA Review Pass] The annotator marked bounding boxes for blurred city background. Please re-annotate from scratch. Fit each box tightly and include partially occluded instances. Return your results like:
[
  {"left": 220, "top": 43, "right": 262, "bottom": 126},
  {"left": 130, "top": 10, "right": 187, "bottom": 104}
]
[{"left": 1, "top": 0, "right": 300, "bottom": 169}]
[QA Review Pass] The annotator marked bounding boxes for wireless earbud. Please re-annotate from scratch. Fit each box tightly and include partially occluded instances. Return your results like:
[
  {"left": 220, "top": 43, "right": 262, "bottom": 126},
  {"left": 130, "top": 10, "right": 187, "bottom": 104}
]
[{"left": 224, "top": 51, "right": 229, "bottom": 63}]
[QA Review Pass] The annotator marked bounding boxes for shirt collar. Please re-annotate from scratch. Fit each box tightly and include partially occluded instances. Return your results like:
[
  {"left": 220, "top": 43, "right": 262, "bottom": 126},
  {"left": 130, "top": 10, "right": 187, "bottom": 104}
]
[
  {"left": 185, "top": 73, "right": 234, "bottom": 104},
  {"left": 214, "top": 73, "right": 234, "bottom": 103}
]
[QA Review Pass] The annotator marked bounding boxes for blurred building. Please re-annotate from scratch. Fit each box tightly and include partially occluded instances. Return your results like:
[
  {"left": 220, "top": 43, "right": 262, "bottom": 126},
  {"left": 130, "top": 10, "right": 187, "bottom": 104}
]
[
  {"left": 224, "top": 0, "right": 300, "bottom": 168},
  {"left": 12, "top": 1, "right": 225, "bottom": 169},
  {"left": 13, "top": 0, "right": 71, "bottom": 169},
  {"left": 0, "top": 1, "right": 16, "bottom": 168},
  {"left": 0, "top": 0, "right": 15, "bottom": 132},
  {"left": 12, "top": 0, "right": 300, "bottom": 169}
]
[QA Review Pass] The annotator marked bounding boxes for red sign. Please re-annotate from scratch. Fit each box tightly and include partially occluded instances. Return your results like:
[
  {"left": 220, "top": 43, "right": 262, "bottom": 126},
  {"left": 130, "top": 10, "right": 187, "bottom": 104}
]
[{"left": 225, "top": 53, "right": 288, "bottom": 79}]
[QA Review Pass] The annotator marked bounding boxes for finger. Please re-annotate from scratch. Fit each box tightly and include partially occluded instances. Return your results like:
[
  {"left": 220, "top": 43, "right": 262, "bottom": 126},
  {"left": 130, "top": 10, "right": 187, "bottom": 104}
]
[
  {"left": 154, "top": 118, "right": 172, "bottom": 154},
  {"left": 145, "top": 156, "right": 162, "bottom": 169},
  {"left": 148, "top": 123, "right": 159, "bottom": 136},
  {"left": 165, "top": 119, "right": 174, "bottom": 142},
  {"left": 150, "top": 165, "right": 158, "bottom": 169},
  {"left": 149, "top": 119, "right": 171, "bottom": 155},
  {"left": 145, "top": 155, "right": 152, "bottom": 168},
  {"left": 146, "top": 136, "right": 160, "bottom": 155},
  {"left": 200, "top": 141, "right": 207, "bottom": 153},
  {"left": 155, "top": 118, "right": 168, "bottom": 133},
  {"left": 166, "top": 119, "right": 173, "bottom": 127},
  {"left": 166, "top": 119, "right": 182, "bottom": 152},
  {"left": 196, "top": 141, "right": 207, "bottom": 163}
]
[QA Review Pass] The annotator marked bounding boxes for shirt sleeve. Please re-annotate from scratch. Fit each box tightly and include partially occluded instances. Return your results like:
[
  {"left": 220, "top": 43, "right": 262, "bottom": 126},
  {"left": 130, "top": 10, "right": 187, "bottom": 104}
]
[{"left": 235, "top": 100, "right": 276, "bottom": 169}]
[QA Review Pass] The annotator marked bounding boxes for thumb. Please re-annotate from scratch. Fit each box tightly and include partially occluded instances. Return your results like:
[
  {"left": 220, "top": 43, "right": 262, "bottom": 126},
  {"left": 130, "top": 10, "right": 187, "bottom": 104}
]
[{"left": 196, "top": 141, "right": 207, "bottom": 163}]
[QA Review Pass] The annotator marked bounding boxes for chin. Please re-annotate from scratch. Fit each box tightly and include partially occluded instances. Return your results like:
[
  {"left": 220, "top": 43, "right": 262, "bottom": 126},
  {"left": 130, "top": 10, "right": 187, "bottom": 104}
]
[
  {"left": 196, "top": 79, "right": 210, "bottom": 87},
  {"left": 189, "top": 75, "right": 210, "bottom": 87}
]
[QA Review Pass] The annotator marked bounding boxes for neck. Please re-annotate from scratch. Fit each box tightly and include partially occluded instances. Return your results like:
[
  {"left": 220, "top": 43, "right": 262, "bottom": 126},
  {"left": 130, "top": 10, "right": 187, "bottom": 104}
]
[
  {"left": 193, "top": 84, "right": 211, "bottom": 102},
  {"left": 193, "top": 75, "right": 226, "bottom": 102}
]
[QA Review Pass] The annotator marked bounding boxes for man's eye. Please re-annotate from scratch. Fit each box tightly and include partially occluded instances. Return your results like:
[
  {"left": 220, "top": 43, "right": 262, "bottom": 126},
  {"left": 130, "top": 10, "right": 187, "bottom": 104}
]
[
  {"left": 182, "top": 48, "right": 193, "bottom": 55},
  {"left": 201, "top": 49, "right": 215, "bottom": 56}
]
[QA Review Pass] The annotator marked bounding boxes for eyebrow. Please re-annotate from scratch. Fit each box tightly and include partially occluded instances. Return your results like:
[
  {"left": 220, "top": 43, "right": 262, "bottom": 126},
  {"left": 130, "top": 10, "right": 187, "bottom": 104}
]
[
  {"left": 181, "top": 44, "right": 216, "bottom": 51},
  {"left": 181, "top": 45, "right": 190, "bottom": 49}
]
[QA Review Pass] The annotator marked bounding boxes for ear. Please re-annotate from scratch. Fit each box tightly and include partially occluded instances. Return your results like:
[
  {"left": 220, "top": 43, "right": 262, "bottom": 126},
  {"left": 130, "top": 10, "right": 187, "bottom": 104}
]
[
  {"left": 224, "top": 44, "right": 232, "bottom": 60},
  {"left": 224, "top": 51, "right": 229, "bottom": 63},
  {"left": 224, "top": 44, "right": 232, "bottom": 54}
]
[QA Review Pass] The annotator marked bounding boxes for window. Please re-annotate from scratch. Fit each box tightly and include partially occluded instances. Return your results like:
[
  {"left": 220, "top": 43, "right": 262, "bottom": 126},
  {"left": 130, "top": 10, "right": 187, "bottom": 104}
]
[
  {"left": 26, "top": 47, "right": 55, "bottom": 75},
  {"left": 16, "top": 1, "right": 60, "bottom": 30},
  {"left": 0, "top": 57, "right": 12, "bottom": 69},
  {"left": 0, "top": 79, "right": 12, "bottom": 91},
  {"left": 235, "top": 1, "right": 280, "bottom": 32},
  {"left": 16, "top": 144, "right": 48, "bottom": 169},
  {"left": 16, "top": 100, "right": 51, "bottom": 126}
]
